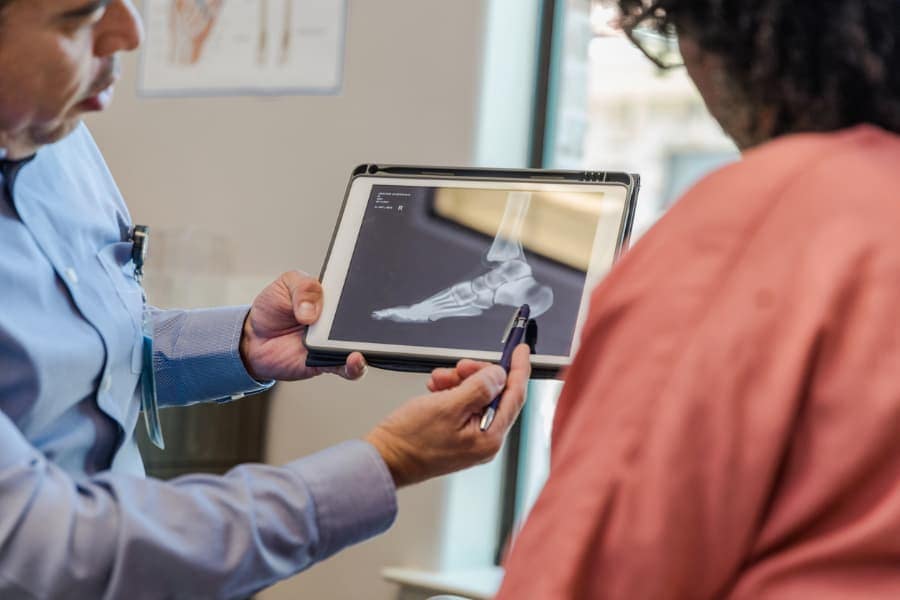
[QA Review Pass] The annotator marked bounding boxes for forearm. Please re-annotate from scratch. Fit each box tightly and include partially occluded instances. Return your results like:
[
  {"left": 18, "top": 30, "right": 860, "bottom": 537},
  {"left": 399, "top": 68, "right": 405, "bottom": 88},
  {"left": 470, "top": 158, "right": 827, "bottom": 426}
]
[
  {"left": 0, "top": 412, "right": 397, "bottom": 599},
  {"left": 151, "top": 306, "right": 272, "bottom": 407}
]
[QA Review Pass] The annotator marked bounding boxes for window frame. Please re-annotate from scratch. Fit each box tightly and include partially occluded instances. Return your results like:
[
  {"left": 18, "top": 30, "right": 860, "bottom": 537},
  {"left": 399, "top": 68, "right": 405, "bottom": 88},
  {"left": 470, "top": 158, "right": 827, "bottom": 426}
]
[{"left": 494, "top": 0, "right": 567, "bottom": 564}]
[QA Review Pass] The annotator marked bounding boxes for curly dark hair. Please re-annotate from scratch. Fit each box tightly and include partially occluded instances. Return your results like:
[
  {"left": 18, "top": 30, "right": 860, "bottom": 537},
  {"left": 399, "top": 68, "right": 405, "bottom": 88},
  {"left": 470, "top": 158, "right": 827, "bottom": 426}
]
[{"left": 617, "top": 0, "right": 900, "bottom": 140}]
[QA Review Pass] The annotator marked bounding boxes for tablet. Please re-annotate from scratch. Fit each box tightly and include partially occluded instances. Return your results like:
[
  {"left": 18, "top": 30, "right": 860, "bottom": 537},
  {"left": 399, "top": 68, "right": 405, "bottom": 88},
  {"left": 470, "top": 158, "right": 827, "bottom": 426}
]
[{"left": 305, "top": 164, "right": 639, "bottom": 378}]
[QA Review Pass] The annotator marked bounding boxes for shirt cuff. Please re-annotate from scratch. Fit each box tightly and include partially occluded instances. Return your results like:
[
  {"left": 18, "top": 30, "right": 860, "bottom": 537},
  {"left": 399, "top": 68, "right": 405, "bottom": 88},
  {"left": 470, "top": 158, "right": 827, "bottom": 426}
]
[
  {"left": 211, "top": 305, "right": 276, "bottom": 400},
  {"left": 285, "top": 440, "right": 398, "bottom": 561},
  {"left": 153, "top": 305, "right": 273, "bottom": 407}
]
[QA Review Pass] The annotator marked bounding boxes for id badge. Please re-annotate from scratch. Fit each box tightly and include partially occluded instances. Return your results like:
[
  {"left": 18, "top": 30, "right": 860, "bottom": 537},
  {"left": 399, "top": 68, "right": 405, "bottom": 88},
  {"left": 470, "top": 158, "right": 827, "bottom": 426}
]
[{"left": 133, "top": 225, "right": 165, "bottom": 449}]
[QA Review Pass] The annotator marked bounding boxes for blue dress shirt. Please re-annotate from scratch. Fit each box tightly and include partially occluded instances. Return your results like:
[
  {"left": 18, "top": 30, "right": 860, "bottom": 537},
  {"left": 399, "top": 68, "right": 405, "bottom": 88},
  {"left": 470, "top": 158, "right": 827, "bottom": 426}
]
[{"left": 0, "top": 125, "right": 397, "bottom": 599}]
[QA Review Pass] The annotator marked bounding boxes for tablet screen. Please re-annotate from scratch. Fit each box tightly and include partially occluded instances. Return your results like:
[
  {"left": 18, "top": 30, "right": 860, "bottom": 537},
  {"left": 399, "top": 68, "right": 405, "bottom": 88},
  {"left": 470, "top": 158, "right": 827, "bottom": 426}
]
[{"left": 310, "top": 175, "right": 632, "bottom": 367}]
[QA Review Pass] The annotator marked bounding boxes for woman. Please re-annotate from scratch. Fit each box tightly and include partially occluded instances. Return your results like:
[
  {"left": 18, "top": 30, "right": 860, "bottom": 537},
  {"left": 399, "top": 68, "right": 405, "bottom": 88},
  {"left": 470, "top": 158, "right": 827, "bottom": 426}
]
[{"left": 498, "top": 1, "right": 900, "bottom": 597}]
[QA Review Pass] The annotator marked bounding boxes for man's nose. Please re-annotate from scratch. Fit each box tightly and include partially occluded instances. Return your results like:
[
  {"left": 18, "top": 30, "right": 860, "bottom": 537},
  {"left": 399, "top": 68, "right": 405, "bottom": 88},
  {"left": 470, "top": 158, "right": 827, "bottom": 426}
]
[{"left": 95, "top": 0, "right": 145, "bottom": 57}]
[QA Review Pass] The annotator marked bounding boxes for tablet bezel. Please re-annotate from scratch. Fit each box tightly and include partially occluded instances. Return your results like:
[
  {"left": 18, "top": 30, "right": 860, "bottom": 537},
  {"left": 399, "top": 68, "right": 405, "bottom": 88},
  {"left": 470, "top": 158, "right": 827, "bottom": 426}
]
[{"left": 305, "top": 166, "right": 638, "bottom": 373}]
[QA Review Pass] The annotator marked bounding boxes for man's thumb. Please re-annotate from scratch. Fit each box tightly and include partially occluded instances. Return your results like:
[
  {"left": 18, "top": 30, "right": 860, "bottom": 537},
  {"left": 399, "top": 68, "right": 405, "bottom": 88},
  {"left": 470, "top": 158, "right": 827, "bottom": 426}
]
[{"left": 453, "top": 365, "right": 507, "bottom": 411}]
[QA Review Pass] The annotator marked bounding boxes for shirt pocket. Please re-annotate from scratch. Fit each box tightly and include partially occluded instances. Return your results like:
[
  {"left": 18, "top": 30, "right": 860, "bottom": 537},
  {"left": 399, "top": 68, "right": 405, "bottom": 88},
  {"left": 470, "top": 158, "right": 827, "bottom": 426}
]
[{"left": 96, "top": 241, "right": 144, "bottom": 374}]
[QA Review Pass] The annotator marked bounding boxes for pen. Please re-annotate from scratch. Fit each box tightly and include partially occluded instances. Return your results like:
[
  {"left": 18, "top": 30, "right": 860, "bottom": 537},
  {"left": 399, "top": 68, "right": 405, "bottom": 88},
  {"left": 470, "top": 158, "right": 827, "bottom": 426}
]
[{"left": 480, "top": 303, "right": 531, "bottom": 432}]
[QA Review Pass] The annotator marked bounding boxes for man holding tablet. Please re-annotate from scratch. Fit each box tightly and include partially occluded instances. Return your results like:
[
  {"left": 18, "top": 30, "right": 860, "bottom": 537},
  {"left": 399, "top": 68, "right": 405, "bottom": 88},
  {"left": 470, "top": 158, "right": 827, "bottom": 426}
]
[{"left": 0, "top": 1, "right": 530, "bottom": 598}]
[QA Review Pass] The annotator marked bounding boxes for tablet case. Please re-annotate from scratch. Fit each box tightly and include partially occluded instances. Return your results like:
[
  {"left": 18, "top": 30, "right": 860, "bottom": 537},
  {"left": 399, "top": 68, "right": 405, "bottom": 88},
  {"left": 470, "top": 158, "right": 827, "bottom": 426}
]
[{"left": 305, "top": 164, "right": 640, "bottom": 378}]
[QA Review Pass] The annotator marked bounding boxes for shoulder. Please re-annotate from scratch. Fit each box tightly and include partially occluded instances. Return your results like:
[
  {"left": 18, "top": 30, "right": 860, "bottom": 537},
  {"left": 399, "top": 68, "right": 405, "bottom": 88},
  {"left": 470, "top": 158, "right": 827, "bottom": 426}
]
[
  {"left": 611, "top": 126, "right": 900, "bottom": 290},
  {"left": 576, "top": 126, "right": 900, "bottom": 367},
  {"left": 554, "top": 127, "right": 900, "bottom": 443},
  {"left": 769, "top": 127, "right": 900, "bottom": 273}
]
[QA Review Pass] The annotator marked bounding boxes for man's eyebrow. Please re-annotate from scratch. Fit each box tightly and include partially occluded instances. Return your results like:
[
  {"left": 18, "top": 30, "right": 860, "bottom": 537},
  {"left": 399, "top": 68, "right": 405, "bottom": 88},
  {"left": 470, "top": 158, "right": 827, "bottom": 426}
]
[{"left": 59, "top": 0, "right": 113, "bottom": 19}]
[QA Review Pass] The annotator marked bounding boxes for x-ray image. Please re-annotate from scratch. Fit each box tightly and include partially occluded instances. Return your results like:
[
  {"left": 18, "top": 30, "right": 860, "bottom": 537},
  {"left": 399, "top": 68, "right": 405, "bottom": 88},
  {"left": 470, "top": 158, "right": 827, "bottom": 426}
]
[
  {"left": 371, "top": 191, "right": 555, "bottom": 322},
  {"left": 329, "top": 185, "right": 605, "bottom": 356}
]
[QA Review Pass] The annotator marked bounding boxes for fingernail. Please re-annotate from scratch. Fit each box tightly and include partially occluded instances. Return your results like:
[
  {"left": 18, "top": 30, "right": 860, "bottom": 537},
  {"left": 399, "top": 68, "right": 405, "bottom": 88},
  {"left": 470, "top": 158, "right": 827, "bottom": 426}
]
[
  {"left": 298, "top": 302, "right": 316, "bottom": 321},
  {"left": 487, "top": 366, "right": 507, "bottom": 393}
]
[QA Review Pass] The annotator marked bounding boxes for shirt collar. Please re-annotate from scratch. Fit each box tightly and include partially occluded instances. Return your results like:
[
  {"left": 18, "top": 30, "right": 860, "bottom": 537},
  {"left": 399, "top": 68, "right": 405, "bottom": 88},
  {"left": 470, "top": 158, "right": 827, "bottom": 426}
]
[{"left": 1, "top": 154, "right": 37, "bottom": 199}]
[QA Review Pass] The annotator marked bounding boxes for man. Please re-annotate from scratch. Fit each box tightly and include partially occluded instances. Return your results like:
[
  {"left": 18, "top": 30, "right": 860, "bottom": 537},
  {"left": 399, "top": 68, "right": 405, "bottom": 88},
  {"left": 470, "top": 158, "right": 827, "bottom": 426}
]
[
  {"left": 0, "top": 1, "right": 530, "bottom": 598},
  {"left": 498, "top": 0, "right": 900, "bottom": 598}
]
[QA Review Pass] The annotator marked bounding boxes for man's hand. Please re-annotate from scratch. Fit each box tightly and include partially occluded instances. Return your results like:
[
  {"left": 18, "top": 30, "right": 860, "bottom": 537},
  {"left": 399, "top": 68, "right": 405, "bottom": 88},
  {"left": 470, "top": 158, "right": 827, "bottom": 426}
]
[
  {"left": 365, "top": 345, "right": 531, "bottom": 487},
  {"left": 240, "top": 271, "right": 367, "bottom": 382}
]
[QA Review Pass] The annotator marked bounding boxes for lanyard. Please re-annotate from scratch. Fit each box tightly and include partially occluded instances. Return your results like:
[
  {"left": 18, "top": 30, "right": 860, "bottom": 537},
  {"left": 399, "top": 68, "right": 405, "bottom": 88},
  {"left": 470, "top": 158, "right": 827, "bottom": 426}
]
[{"left": 132, "top": 225, "right": 165, "bottom": 450}]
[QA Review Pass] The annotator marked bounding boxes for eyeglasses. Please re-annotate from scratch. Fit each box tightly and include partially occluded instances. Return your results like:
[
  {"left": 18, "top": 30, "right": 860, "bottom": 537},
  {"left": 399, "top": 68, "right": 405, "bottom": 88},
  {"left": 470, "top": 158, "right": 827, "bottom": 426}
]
[{"left": 622, "top": 2, "right": 683, "bottom": 69}]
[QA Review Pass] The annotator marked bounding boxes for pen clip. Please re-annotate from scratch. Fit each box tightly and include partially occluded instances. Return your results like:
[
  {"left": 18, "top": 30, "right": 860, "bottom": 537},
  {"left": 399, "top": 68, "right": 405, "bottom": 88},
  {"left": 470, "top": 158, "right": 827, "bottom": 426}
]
[
  {"left": 500, "top": 310, "right": 519, "bottom": 344},
  {"left": 500, "top": 308, "right": 519, "bottom": 343}
]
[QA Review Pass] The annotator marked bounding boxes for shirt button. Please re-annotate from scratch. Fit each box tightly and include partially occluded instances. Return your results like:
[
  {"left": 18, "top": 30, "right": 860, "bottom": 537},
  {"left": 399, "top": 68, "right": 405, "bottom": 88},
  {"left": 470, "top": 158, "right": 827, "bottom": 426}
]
[
  {"left": 65, "top": 268, "right": 79, "bottom": 285},
  {"left": 102, "top": 375, "right": 112, "bottom": 392}
]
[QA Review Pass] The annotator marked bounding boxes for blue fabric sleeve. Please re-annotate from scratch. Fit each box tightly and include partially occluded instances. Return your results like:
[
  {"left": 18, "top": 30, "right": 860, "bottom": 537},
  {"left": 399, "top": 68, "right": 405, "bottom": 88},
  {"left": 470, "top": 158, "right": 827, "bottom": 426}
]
[
  {"left": 0, "top": 411, "right": 397, "bottom": 599},
  {"left": 151, "top": 306, "right": 274, "bottom": 408}
]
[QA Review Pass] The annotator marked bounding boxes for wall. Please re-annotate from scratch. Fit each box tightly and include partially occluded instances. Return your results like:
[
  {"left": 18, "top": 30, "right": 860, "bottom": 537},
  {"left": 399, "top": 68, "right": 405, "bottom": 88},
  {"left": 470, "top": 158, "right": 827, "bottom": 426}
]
[{"left": 88, "top": 1, "right": 490, "bottom": 598}]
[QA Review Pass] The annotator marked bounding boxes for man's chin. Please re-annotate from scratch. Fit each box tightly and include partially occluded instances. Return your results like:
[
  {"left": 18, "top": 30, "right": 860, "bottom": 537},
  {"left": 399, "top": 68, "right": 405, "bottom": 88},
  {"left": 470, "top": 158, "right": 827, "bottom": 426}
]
[
  {"left": 29, "top": 119, "right": 83, "bottom": 150},
  {"left": 2, "top": 118, "right": 84, "bottom": 159}
]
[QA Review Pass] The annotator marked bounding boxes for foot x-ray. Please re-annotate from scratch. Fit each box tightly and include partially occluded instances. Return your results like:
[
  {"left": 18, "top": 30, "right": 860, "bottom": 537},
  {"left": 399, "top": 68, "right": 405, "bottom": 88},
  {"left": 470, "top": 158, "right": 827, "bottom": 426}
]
[
  {"left": 371, "top": 192, "right": 554, "bottom": 322},
  {"left": 329, "top": 185, "right": 608, "bottom": 357}
]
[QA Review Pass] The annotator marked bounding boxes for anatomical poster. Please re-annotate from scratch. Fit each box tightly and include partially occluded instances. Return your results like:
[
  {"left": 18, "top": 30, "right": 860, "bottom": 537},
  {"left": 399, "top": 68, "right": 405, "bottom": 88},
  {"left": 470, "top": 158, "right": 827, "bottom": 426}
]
[{"left": 138, "top": 0, "right": 347, "bottom": 96}]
